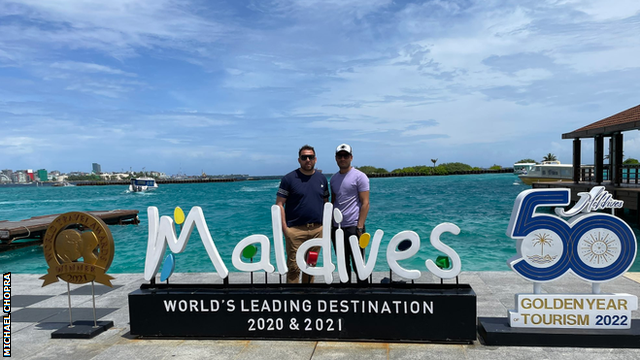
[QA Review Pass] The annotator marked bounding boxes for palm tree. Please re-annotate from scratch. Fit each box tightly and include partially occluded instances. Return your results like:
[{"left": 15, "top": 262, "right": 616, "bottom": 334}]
[
  {"left": 542, "top": 153, "right": 557, "bottom": 162},
  {"left": 532, "top": 233, "right": 553, "bottom": 255},
  {"left": 431, "top": 158, "right": 438, "bottom": 167}
]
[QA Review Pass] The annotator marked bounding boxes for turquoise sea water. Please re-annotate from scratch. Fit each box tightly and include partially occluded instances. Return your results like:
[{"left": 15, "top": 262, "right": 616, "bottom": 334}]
[{"left": 1, "top": 173, "right": 639, "bottom": 274}]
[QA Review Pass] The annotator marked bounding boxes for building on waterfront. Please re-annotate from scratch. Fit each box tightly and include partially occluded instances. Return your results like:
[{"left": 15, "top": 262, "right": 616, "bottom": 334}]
[
  {"left": 149, "top": 171, "right": 168, "bottom": 179},
  {"left": 48, "top": 170, "right": 61, "bottom": 181},
  {"left": 1, "top": 169, "right": 13, "bottom": 181},
  {"left": 99, "top": 172, "right": 130, "bottom": 181},
  {"left": 37, "top": 169, "right": 48, "bottom": 182},
  {"left": 12, "top": 171, "right": 28, "bottom": 183},
  {"left": 92, "top": 163, "right": 102, "bottom": 174}
]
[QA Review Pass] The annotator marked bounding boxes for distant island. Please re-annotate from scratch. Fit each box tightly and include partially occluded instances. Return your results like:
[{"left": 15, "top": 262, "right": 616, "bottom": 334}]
[{"left": 356, "top": 162, "right": 504, "bottom": 176}]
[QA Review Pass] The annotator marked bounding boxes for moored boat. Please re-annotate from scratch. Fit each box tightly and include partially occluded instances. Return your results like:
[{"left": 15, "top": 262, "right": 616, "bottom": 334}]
[{"left": 518, "top": 161, "right": 574, "bottom": 185}]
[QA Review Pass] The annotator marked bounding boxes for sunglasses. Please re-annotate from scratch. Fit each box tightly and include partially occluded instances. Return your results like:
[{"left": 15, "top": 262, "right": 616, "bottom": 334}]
[
  {"left": 336, "top": 153, "right": 351, "bottom": 159},
  {"left": 300, "top": 155, "right": 316, "bottom": 161}
]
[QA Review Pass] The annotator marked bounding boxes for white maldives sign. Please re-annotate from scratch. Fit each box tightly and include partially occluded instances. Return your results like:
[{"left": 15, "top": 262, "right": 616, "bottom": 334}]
[{"left": 144, "top": 203, "right": 463, "bottom": 284}]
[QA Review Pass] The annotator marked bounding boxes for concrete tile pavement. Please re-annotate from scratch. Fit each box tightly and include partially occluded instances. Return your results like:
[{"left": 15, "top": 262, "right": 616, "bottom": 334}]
[{"left": 4, "top": 272, "right": 640, "bottom": 359}]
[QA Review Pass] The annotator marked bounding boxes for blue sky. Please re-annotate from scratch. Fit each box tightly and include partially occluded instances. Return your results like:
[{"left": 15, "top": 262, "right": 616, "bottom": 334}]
[{"left": 2, "top": 0, "right": 640, "bottom": 176}]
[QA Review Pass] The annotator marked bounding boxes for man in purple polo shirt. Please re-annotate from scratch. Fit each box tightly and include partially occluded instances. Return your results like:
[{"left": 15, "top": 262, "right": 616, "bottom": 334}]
[{"left": 330, "top": 143, "right": 370, "bottom": 284}]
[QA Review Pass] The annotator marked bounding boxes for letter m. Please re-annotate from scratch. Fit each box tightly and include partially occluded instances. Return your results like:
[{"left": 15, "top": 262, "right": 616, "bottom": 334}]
[{"left": 144, "top": 206, "right": 229, "bottom": 281}]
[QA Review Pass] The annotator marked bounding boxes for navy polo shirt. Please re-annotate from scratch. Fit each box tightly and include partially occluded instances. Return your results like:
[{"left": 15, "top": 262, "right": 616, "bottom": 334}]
[{"left": 277, "top": 169, "right": 329, "bottom": 227}]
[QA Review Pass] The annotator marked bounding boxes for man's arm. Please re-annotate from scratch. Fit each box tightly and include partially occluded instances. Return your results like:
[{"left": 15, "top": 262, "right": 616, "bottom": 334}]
[
  {"left": 357, "top": 190, "right": 370, "bottom": 229},
  {"left": 276, "top": 196, "right": 288, "bottom": 231}
]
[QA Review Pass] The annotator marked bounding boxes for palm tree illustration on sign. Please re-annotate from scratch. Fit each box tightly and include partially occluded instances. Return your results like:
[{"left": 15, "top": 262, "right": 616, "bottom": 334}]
[
  {"left": 526, "top": 232, "right": 559, "bottom": 264},
  {"left": 532, "top": 232, "right": 553, "bottom": 255}
]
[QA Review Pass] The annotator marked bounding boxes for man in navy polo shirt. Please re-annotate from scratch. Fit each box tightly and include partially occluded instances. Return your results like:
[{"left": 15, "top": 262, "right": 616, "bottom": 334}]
[{"left": 276, "top": 145, "right": 329, "bottom": 283}]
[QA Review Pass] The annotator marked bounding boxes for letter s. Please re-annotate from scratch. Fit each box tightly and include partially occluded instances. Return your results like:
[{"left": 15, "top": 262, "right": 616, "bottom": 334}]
[{"left": 425, "top": 223, "right": 461, "bottom": 279}]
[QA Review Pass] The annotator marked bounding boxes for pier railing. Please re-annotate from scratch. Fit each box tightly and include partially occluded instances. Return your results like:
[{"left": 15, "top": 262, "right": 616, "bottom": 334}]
[{"left": 580, "top": 164, "right": 640, "bottom": 185}]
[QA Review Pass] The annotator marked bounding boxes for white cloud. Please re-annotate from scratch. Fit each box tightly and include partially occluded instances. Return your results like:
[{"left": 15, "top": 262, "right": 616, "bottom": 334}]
[
  {"left": 557, "top": 0, "right": 640, "bottom": 21},
  {"left": 51, "top": 61, "right": 136, "bottom": 76}
]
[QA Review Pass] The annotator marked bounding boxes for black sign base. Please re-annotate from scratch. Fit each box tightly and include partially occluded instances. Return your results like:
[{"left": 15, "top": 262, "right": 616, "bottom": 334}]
[
  {"left": 51, "top": 320, "right": 114, "bottom": 339},
  {"left": 129, "top": 283, "right": 476, "bottom": 343},
  {"left": 478, "top": 317, "right": 640, "bottom": 348}
]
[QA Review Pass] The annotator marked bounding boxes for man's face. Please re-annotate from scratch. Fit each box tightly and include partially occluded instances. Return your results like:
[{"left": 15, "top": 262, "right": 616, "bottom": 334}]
[
  {"left": 298, "top": 149, "right": 317, "bottom": 171},
  {"left": 335, "top": 151, "right": 352, "bottom": 169}
]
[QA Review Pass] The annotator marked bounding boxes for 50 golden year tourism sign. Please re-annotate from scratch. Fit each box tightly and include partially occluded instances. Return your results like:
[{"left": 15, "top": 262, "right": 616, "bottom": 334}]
[{"left": 505, "top": 186, "right": 638, "bottom": 330}]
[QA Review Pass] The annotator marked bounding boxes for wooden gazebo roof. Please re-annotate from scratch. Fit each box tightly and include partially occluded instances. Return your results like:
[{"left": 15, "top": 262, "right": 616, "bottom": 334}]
[{"left": 563, "top": 104, "right": 640, "bottom": 139}]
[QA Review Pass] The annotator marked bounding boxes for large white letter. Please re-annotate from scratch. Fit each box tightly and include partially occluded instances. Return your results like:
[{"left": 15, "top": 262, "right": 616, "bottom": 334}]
[
  {"left": 232, "top": 235, "right": 275, "bottom": 273},
  {"left": 144, "top": 207, "right": 167, "bottom": 281},
  {"left": 271, "top": 205, "right": 288, "bottom": 275},
  {"left": 350, "top": 229, "right": 384, "bottom": 281},
  {"left": 425, "top": 223, "right": 462, "bottom": 279},
  {"left": 386, "top": 231, "right": 421, "bottom": 279},
  {"left": 333, "top": 208, "right": 348, "bottom": 282},
  {"left": 144, "top": 206, "right": 229, "bottom": 281}
]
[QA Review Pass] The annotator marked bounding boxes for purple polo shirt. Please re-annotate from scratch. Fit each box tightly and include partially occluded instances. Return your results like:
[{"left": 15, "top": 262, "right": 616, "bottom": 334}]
[{"left": 330, "top": 168, "right": 369, "bottom": 227}]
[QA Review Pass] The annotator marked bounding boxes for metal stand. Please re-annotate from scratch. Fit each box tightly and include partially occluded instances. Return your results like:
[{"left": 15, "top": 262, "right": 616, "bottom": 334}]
[
  {"left": 67, "top": 282, "right": 74, "bottom": 328},
  {"left": 91, "top": 281, "right": 98, "bottom": 328},
  {"left": 250, "top": 258, "right": 254, "bottom": 285},
  {"left": 52, "top": 282, "right": 114, "bottom": 339}
]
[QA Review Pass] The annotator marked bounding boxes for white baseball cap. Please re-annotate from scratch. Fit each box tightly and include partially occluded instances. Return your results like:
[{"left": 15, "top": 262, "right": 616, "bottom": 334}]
[{"left": 336, "top": 143, "right": 352, "bottom": 154}]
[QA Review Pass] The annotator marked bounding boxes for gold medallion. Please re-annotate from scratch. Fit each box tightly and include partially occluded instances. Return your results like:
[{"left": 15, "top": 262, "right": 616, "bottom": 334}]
[{"left": 40, "top": 212, "right": 115, "bottom": 287}]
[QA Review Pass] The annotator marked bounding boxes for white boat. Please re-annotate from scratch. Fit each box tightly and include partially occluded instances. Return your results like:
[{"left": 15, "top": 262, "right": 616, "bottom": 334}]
[
  {"left": 52, "top": 181, "right": 74, "bottom": 187},
  {"left": 513, "top": 162, "right": 536, "bottom": 175},
  {"left": 129, "top": 177, "right": 158, "bottom": 192},
  {"left": 518, "top": 161, "right": 574, "bottom": 185}
]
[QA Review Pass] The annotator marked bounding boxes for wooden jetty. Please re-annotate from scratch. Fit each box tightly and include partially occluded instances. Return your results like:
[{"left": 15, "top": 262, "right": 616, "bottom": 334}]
[{"left": 0, "top": 209, "right": 139, "bottom": 252}]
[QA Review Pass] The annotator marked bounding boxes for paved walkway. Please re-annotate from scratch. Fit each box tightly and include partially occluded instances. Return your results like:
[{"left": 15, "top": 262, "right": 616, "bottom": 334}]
[{"left": 5, "top": 271, "right": 640, "bottom": 359}]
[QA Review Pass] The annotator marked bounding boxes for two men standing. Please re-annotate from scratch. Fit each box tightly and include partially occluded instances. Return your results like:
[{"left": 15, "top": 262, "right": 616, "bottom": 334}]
[{"left": 276, "top": 143, "right": 369, "bottom": 284}]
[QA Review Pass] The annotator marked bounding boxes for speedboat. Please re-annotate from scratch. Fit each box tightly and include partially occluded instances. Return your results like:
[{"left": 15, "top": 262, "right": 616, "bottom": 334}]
[
  {"left": 518, "top": 161, "right": 574, "bottom": 185},
  {"left": 129, "top": 177, "right": 158, "bottom": 192}
]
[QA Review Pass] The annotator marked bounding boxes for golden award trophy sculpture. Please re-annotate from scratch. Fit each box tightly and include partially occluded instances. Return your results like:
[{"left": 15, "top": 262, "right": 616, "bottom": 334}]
[{"left": 40, "top": 212, "right": 115, "bottom": 338}]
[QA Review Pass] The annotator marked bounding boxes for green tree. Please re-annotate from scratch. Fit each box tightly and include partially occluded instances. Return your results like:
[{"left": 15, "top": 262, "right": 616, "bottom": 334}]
[
  {"left": 516, "top": 158, "right": 536, "bottom": 163},
  {"left": 489, "top": 165, "right": 502, "bottom": 170},
  {"left": 357, "top": 166, "right": 389, "bottom": 174},
  {"left": 431, "top": 158, "right": 438, "bottom": 167},
  {"left": 623, "top": 158, "right": 639, "bottom": 165},
  {"left": 542, "top": 153, "right": 557, "bottom": 162},
  {"left": 439, "top": 162, "right": 473, "bottom": 172}
]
